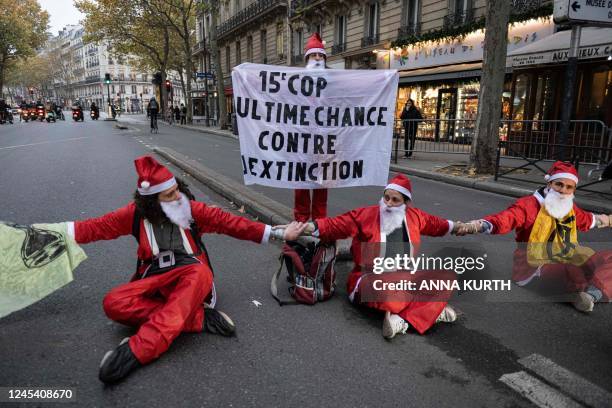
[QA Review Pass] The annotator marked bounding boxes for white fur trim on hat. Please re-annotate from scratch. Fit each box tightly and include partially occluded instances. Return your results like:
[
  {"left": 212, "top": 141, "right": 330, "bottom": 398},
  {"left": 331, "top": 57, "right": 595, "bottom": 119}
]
[
  {"left": 545, "top": 172, "right": 578, "bottom": 185},
  {"left": 305, "top": 48, "right": 326, "bottom": 57},
  {"left": 385, "top": 183, "right": 412, "bottom": 200},
  {"left": 138, "top": 177, "right": 177, "bottom": 195}
]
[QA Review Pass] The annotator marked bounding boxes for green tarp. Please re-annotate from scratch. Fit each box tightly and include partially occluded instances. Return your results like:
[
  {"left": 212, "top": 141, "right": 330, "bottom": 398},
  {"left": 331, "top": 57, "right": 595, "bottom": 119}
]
[{"left": 0, "top": 222, "right": 87, "bottom": 318}]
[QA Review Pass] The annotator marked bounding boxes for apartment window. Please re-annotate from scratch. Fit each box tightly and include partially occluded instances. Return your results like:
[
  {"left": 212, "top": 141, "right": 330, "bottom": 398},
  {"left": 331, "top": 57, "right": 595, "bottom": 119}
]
[
  {"left": 234, "top": 0, "right": 241, "bottom": 13},
  {"left": 335, "top": 15, "right": 347, "bottom": 46},
  {"left": 236, "top": 41, "right": 241, "bottom": 65},
  {"left": 246, "top": 35, "right": 253, "bottom": 62},
  {"left": 402, "top": 0, "right": 419, "bottom": 31},
  {"left": 225, "top": 45, "right": 231, "bottom": 71},
  {"left": 118, "top": 73, "right": 125, "bottom": 81},
  {"left": 143, "top": 87, "right": 149, "bottom": 95},
  {"left": 311, "top": 23, "right": 322, "bottom": 36},
  {"left": 142, "top": 74, "right": 148, "bottom": 82},
  {"left": 111, "top": 85, "right": 115, "bottom": 93},
  {"left": 276, "top": 23, "right": 284, "bottom": 59},
  {"left": 292, "top": 29, "right": 304, "bottom": 56},
  {"left": 120, "top": 84, "right": 125, "bottom": 93},
  {"left": 446, "top": 0, "right": 472, "bottom": 25},
  {"left": 131, "top": 85, "right": 137, "bottom": 94},
  {"left": 366, "top": 2, "right": 380, "bottom": 38},
  {"left": 260, "top": 30, "right": 268, "bottom": 63}
]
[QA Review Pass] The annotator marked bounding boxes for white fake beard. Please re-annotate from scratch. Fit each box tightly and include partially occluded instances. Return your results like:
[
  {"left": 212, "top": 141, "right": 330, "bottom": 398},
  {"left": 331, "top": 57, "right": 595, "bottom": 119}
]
[
  {"left": 160, "top": 193, "right": 193, "bottom": 229},
  {"left": 544, "top": 188, "right": 574, "bottom": 220},
  {"left": 306, "top": 59, "right": 325, "bottom": 70},
  {"left": 379, "top": 198, "right": 406, "bottom": 235}
]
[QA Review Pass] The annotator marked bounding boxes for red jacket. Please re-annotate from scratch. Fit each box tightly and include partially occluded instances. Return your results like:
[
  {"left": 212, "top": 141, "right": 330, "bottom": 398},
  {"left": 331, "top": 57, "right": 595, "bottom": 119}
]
[
  {"left": 316, "top": 205, "right": 452, "bottom": 294},
  {"left": 483, "top": 190, "right": 595, "bottom": 284},
  {"left": 72, "top": 201, "right": 268, "bottom": 278}
]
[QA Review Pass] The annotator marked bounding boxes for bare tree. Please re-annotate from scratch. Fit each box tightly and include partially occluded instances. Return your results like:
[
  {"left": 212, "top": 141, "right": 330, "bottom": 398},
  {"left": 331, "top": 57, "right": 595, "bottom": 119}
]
[{"left": 469, "top": 0, "right": 511, "bottom": 174}]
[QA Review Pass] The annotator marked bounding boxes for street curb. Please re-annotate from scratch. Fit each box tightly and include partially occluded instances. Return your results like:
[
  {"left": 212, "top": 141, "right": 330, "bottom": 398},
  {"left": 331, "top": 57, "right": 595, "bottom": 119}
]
[
  {"left": 176, "top": 124, "right": 239, "bottom": 141},
  {"left": 155, "top": 147, "right": 293, "bottom": 226},
  {"left": 166, "top": 124, "right": 612, "bottom": 214},
  {"left": 390, "top": 164, "right": 612, "bottom": 214},
  {"left": 153, "top": 147, "right": 353, "bottom": 259}
]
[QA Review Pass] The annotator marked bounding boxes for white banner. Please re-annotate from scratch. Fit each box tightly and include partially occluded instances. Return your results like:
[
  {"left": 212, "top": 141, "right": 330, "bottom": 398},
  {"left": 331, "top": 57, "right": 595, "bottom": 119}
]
[{"left": 232, "top": 63, "right": 399, "bottom": 189}]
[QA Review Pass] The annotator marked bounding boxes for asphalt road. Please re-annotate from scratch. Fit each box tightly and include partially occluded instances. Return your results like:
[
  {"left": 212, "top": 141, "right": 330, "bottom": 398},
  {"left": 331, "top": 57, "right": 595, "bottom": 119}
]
[{"left": 0, "top": 117, "right": 611, "bottom": 407}]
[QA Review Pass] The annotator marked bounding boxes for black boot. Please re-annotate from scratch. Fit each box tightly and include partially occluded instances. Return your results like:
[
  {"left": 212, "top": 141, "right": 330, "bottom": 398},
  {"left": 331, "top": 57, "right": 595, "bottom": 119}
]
[
  {"left": 99, "top": 337, "right": 141, "bottom": 384},
  {"left": 204, "top": 307, "right": 236, "bottom": 336}
]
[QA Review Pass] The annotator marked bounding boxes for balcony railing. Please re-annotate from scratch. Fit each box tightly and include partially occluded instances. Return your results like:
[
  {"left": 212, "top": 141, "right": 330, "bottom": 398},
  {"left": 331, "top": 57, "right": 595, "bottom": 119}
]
[
  {"left": 289, "top": 0, "right": 321, "bottom": 17},
  {"left": 361, "top": 34, "right": 380, "bottom": 48},
  {"left": 510, "top": 0, "right": 543, "bottom": 16},
  {"left": 398, "top": 22, "right": 421, "bottom": 38},
  {"left": 217, "top": 0, "right": 286, "bottom": 39},
  {"left": 291, "top": 54, "right": 304, "bottom": 65},
  {"left": 192, "top": 40, "right": 208, "bottom": 55},
  {"left": 331, "top": 42, "right": 346, "bottom": 55},
  {"left": 443, "top": 8, "right": 475, "bottom": 29}
]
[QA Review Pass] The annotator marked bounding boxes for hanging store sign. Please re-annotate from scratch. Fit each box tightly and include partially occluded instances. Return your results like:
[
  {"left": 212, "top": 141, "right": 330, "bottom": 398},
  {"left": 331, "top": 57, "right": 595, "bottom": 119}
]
[
  {"left": 511, "top": 43, "right": 612, "bottom": 66},
  {"left": 390, "top": 18, "right": 554, "bottom": 70}
]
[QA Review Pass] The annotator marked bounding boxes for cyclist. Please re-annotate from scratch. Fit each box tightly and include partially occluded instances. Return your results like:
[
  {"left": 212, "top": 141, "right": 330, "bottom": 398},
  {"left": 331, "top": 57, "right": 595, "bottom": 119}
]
[{"left": 147, "top": 97, "right": 159, "bottom": 132}]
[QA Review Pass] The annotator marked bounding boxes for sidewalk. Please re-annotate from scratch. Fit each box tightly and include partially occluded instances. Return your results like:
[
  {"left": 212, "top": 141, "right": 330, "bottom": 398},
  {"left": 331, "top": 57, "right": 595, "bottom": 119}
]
[{"left": 123, "top": 118, "right": 612, "bottom": 214}]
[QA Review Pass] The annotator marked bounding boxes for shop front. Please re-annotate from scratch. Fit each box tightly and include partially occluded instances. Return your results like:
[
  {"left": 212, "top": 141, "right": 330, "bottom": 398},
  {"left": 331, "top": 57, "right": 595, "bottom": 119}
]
[
  {"left": 388, "top": 18, "right": 554, "bottom": 143},
  {"left": 506, "top": 27, "right": 612, "bottom": 159}
]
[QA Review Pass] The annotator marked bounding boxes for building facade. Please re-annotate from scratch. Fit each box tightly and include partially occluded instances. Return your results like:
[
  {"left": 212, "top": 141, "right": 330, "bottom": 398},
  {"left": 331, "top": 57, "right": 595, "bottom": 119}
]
[
  {"left": 195, "top": 0, "right": 611, "bottom": 145},
  {"left": 46, "top": 25, "right": 184, "bottom": 112}
]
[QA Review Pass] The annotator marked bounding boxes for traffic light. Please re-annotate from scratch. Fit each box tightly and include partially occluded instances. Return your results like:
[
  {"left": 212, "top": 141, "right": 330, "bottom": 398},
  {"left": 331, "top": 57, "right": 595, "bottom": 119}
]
[
  {"left": 165, "top": 80, "right": 171, "bottom": 91},
  {"left": 104, "top": 73, "right": 112, "bottom": 84}
]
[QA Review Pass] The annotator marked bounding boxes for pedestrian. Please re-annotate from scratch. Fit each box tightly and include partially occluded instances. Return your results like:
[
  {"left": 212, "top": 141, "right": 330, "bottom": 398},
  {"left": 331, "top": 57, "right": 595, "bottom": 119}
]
[
  {"left": 180, "top": 103, "right": 186, "bottom": 125},
  {"left": 67, "top": 155, "right": 304, "bottom": 383},
  {"left": 284, "top": 174, "right": 460, "bottom": 339},
  {"left": 174, "top": 105, "right": 180, "bottom": 122},
  {"left": 400, "top": 99, "right": 423, "bottom": 158},
  {"left": 455, "top": 161, "right": 612, "bottom": 313},
  {"left": 293, "top": 32, "right": 328, "bottom": 222}
]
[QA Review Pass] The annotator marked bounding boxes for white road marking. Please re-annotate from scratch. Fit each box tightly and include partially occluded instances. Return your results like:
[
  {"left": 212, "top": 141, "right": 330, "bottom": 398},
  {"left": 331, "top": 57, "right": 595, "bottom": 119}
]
[
  {"left": 500, "top": 371, "right": 584, "bottom": 408},
  {"left": 518, "top": 354, "right": 612, "bottom": 408},
  {"left": 0, "top": 137, "right": 89, "bottom": 150},
  {"left": 251, "top": 300, "right": 262, "bottom": 307}
]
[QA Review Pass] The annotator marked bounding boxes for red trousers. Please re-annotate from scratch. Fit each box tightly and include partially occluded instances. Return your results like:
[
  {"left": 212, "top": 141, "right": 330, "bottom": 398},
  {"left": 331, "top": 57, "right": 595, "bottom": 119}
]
[
  {"left": 350, "top": 271, "right": 453, "bottom": 335},
  {"left": 294, "top": 189, "right": 328, "bottom": 222},
  {"left": 536, "top": 250, "right": 612, "bottom": 299},
  {"left": 102, "top": 263, "right": 213, "bottom": 364}
]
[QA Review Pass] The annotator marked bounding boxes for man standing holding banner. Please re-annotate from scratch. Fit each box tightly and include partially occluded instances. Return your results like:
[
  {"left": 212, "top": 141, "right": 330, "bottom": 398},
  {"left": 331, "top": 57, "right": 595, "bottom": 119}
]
[
  {"left": 293, "top": 33, "right": 329, "bottom": 222},
  {"left": 231, "top": 35, "right": 399, "bottom": 195}
]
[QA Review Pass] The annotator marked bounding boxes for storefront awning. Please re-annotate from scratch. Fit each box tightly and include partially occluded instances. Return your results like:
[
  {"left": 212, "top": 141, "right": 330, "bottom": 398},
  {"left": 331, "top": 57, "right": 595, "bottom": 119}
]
[
  {"left": 398, "top": 62, "right": 484, "bottom": 84},
  {"left": 508, "top": 27, "right": 612, "bottom": 67}
]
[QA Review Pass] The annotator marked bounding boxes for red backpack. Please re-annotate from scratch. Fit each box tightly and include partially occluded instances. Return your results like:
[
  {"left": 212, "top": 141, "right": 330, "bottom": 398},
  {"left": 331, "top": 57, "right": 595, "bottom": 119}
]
[{"left": 271, "top": 240, "right": 337, "bottom": 306}]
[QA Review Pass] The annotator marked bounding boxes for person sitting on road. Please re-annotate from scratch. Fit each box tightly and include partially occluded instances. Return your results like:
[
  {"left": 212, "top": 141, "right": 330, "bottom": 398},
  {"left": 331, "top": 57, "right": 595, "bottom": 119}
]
[
  {"left": 283, "top": 174, "right": 461, "bottom": 339},
  {"left": 67, "top": 155, "right": 305, "bottom": 384},
  {"left": 455, "top": 161, "right": 612, "bottom": 313}
]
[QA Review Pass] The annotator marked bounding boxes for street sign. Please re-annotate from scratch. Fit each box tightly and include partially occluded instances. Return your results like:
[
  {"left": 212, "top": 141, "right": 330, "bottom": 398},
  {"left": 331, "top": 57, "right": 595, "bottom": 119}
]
[
  {"left": 196, "top": 72, "right": 215, "bottom": 79},
  {"left": 554, "top": 0, "right": 612, "bottom": 26}
]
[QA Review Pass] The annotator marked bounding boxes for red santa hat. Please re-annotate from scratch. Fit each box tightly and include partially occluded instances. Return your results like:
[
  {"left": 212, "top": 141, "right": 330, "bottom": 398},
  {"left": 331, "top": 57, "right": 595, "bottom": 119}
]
[
  {"left": 544, "top": 161, "right": 579, "bottom": 185},
  {"left": 134, "top": 155, "right": 177, "bottom": 195},
  {"left": 385, "top": 174, "right": 412, "bottom": 200},
  {"left": 304, "top": 32, "right": 326, "bottom": 59}
]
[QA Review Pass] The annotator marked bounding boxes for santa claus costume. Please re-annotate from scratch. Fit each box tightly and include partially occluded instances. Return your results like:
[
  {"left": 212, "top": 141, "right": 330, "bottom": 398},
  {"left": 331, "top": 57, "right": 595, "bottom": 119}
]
[
  {"left": 68, "top": 156, "right": 275, "bottom": 383},
  {"left": 314, "top": 174, "right": 457, "bottom": 338},
  {"left": 478, "top": 161, "right": 612, "bottom": 312},
  {"left": 294, "top": 32, "right": 328, "bottom": 222}
]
